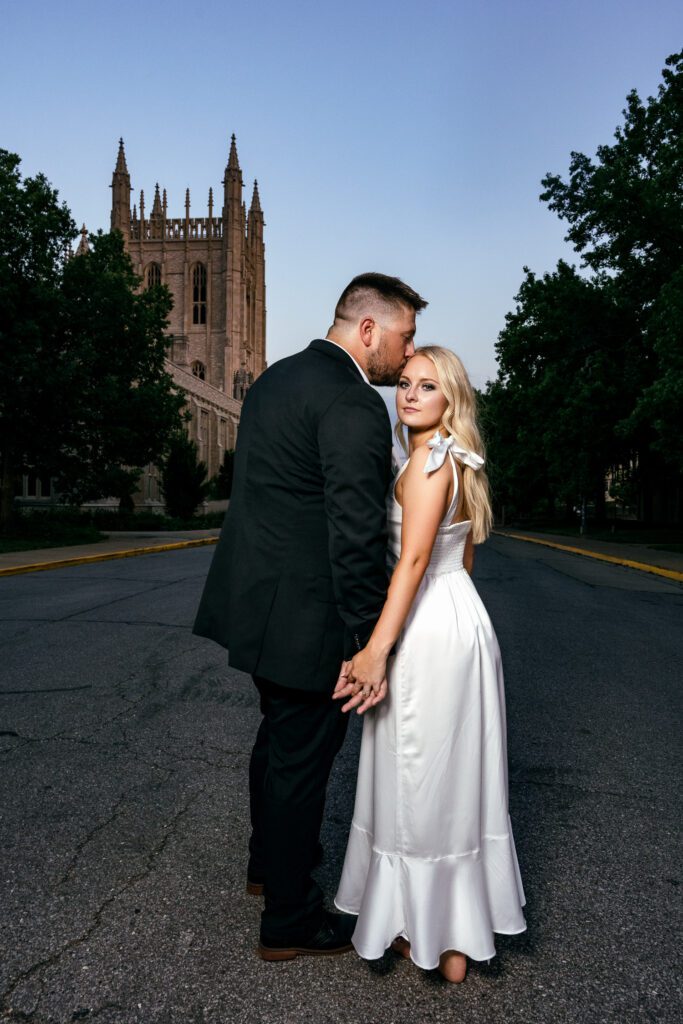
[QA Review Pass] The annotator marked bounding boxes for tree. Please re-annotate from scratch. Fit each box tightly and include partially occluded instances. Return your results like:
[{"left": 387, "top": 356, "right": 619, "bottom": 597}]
[
  {"left": 540, "top": 51, "right": 683, "bottom": 518},
  {"left": 485, "top": 263, "right": 633, "bottom": 520},
  {"left": 0, "top": 149, "right": 75, "bottom": 526},
  {"left": 161, "top": 431, "right": 209, "bottom": 520},
  {"left": 56, "top": 230, "right": 187, "bottom": 508},
  {"left": 213, "top": 448, "right": 235, "bottom": 499},
  {"left": 0, "top": 151, "right": 189, "bottom": 526},
  {"left": 540, "top": 52, "right": 682, "bottom": 298},
  {"left": 624, "top": 267, "right": 683, "bottom": 473},
  {"left": 486, "top": 51, "right": 683, "bottom": 524}
]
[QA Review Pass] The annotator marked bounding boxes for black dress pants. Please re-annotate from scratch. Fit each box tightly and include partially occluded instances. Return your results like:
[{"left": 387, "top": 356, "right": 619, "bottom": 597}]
[{"left": 248, "top": 675, "right": 349, "bottom": 943}]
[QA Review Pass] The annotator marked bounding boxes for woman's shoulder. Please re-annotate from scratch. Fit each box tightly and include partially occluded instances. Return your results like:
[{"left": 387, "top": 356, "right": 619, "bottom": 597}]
[
  {"left": 402, "top": 443, "right": 452, "bottom": 486},
  {"left": 404, "top": 443, "right": 430, "bottom": 469},
  {"left": 406, "top": 441, "right": 454, "bottom": 471}
]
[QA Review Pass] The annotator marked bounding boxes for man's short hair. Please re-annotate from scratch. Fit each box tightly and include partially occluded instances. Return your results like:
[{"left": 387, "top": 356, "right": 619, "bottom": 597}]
[{"left": 334, "top": 272, "right": 428, "bottom": 324}]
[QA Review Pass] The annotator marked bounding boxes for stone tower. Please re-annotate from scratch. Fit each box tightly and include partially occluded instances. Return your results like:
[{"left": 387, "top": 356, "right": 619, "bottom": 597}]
[
  {"left": 112, "top": 135, "right": 266, "bottom": 399},
  {"left": 108, "top": 136, "right": 267, "bottom": 500}
]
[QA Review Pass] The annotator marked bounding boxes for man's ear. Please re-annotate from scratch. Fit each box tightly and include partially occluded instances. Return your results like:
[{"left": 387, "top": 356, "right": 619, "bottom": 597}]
[{"left": 358, "top": 316, "right": 376, "bottom": 349}]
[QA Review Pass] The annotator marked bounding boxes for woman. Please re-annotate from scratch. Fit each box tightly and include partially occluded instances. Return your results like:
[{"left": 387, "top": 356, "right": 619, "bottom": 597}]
[{"left": 333, "top": 346, "right": 526, "bottom": 982}]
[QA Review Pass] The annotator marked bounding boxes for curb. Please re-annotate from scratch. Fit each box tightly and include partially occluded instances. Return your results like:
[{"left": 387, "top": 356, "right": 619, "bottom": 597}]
[
  {"left": 492, "top": 531, "right": 683, "bottom": 583},
  {"left": 0, "top": 536, "right": 220, "bottom": 578}
]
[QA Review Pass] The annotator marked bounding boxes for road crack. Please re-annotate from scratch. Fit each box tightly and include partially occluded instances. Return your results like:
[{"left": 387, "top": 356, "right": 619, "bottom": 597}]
[
  {"left": 55, "top": 793, "right": 129, "bottom": 887},
  {"left": 1, "top": 790, "right": 204, "bottom": 1017}
]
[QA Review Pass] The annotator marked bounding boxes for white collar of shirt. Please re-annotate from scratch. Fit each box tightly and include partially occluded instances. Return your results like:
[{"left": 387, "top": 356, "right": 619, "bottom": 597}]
[{"left": 323, "top": 338, "right": 370, "bottom": 385}]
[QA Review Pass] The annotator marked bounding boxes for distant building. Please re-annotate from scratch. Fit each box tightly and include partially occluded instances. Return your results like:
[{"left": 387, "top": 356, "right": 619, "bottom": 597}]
[
  {"left": 17, "top": 135, "right": 266, "bottom": 509},
  {"left": 114, "top": 135, "right": 266, "bottom": 506}
]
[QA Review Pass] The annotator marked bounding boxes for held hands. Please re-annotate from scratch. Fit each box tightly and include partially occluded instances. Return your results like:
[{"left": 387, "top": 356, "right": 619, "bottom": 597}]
[{"left": 332, "top": 648, "right": 388, "bottom": 715}]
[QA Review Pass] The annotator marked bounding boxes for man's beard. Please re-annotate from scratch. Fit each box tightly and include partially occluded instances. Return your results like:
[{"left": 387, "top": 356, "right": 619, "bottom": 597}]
[{"left": 366, "top": 337, "right": 405, "bottom": 386}]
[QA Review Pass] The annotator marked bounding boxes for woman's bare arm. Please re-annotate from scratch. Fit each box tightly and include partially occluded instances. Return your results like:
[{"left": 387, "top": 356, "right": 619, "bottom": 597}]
[
  {"left": 463, "top": 529, "right": 474, "bottom": 575},
  {"left": 334, "top": 446, "right": 451, "bottom": 713}
]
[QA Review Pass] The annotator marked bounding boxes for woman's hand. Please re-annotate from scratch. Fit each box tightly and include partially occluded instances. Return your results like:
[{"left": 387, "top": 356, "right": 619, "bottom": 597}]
[{"left": 332, "top": 647, "right": 388, "bottom": 714}]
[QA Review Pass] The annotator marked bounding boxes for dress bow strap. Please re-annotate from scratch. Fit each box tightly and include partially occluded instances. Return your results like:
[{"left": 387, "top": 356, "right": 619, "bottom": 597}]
[{"left": 424, "top": 430, "right": 485, "bottom": 474}]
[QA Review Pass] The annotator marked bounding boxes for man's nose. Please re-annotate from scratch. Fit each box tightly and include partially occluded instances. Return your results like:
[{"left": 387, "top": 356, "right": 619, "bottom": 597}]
[{"left": 406, "top": 340, "right": 415, "bottom": 358}]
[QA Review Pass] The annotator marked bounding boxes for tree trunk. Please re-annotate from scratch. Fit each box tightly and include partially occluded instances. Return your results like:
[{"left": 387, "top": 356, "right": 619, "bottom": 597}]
[
  {"left": 119, "top": 492, "right": 135, "bottom": 515},
  {"left": 0, "top": 454, "right": 18, "bottom": 530}
]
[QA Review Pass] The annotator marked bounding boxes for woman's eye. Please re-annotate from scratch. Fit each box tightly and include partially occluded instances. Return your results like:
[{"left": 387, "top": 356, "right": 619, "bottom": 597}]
[
  {"left": 422, "top": 384, "right": 435, "bottom": 391},
  {"left": 398, "top": 381, "right": 409, "bottom": 389}
]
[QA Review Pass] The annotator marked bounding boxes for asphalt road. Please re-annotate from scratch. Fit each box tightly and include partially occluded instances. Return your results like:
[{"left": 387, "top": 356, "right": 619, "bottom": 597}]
[{"left": 0, "top": 538, "right": 681, "bottom": 1024}]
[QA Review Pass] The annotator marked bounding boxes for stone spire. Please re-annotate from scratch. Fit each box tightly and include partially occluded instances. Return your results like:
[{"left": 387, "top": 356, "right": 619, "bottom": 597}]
[
  {"left": 227, "top": 133, "right": 240, "bottom": 172},
  {"left": 111, "top": 137, "right": 131, "bottom": 236},
  {"left": 248, "top": 179, "right": 264, "bottom": 248},
  {"left": 223, "top": 133, "right": 243, "bottom": 213},
  {"left": 75, "top": 224, "right": 90, "bottom": 256},
  {"left": 249, "top": 179, "right": 262, "bottom": 214},
  {"left": 115, "top": 137, "right": 128, "bottom": 174},
  {"left": 151, "top": 182, "right": 163, "bottom": 219}
]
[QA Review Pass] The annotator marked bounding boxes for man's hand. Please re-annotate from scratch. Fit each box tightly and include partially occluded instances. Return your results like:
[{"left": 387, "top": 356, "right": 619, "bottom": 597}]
[{"left": 332, "top": 660, "right": 353, "bottom": 699}]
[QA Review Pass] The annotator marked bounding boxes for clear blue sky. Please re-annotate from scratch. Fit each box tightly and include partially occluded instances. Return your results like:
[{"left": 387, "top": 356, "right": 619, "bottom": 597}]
[{"left": 2, "top": 0, "right": 681, "bottom": 390}]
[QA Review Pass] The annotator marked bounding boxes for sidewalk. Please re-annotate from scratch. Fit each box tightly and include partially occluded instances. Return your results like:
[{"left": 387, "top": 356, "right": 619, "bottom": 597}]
[
  {"left": 2, "top": 525, "right": 682, "bottom": 583},
  {"left": 494, "top": 527, "right": 683, "bottom": 581},
  {"left": 0, "top": 529, "right": 221, "bottom": 577}
]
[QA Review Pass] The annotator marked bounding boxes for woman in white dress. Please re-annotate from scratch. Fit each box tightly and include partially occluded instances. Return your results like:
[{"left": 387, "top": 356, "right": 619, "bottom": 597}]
[{"left": 333, "top": 346, "right": 526, "bottom": 983}]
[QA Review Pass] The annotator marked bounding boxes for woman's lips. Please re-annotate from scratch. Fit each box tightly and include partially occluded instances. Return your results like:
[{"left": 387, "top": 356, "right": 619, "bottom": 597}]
[{"left": 401, "top": 407, "right": 419, "bottom": 414}]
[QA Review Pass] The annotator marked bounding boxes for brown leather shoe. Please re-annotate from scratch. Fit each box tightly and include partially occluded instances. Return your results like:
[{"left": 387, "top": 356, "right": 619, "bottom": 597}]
[{"left": 257, "top": 911, "right": 354, "bottom": 961}]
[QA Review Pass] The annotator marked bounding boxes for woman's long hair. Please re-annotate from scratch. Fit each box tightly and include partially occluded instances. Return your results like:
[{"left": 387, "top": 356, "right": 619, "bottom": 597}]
[{"left": 394, "top": 345, "right": 493, "bottom": 543}]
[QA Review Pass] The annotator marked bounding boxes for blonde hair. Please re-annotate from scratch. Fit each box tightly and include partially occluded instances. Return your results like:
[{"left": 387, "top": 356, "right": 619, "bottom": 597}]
[{"left": 395, "top": 345, "right": 493, "bottom": 543}]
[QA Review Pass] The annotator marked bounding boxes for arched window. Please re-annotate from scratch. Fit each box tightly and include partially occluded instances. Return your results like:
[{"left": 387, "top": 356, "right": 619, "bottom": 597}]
[
  {"left": 145, "top": 262, "right": 161, "bottom": 288},
  {"left": 191, "top": 360, "right": 206, "bottom": 381},
  {"left": 192, "top": 263, "right": 207, "bottom": 325}
]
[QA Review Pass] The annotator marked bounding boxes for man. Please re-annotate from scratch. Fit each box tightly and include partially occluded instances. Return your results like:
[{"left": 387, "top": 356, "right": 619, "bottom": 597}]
[{"left": 193, "top": 272, "right": 427, "bottom": 960}]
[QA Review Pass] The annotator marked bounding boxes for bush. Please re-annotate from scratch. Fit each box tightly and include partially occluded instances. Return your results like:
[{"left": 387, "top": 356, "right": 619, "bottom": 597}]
[
  {"left": 210, "top": 449, "right": 235, "bottom": 499},
  {"left": 160, "top": 432, "right": 209, "bottom": 520}
]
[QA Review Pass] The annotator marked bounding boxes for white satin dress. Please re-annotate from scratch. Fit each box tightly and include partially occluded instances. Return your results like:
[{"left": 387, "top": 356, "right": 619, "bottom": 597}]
[{"left": 335, "top": 433, "right": 526, "bottom": 967}]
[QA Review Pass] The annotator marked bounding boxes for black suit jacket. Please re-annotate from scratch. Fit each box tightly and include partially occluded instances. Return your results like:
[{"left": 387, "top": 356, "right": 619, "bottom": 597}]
[{"left": 192, "top": 339, "right": 393, "bottom": 693}]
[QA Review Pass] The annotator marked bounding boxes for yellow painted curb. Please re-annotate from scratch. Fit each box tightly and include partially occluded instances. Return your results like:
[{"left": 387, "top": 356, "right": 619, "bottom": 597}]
[
  {"left": 493, "top": 531, "right": 683, "bottom": 583},
  {"left": 0, "top": 536, "right": 220, "bottom": 578}
]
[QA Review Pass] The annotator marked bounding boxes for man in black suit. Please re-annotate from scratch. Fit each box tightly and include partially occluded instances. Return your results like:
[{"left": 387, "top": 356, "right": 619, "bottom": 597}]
[{"left": 193, "top": 272, "right": 427, "bottom": 960}]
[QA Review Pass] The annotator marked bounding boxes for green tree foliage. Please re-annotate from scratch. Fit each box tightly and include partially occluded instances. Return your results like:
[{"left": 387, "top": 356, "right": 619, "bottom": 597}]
[
  {"left": 212, "top": 448, "right": 235, "bottom": 499},
  {"left": 486, "top": 51, "right": 683, "bottom": 522},
  {"left": 0, "top": 148, "right": 188, "bottom": 526},
  {"left": 540, "top": 52, "right": 682, "bottom": 296},
  {"left": 486, "top": 264, "right": 634, "bottom": 518},
  {"left": 624, "top": 267, "right": 683, "bottom": 473},
  {"left": 57, "top": 230, "right": 187, "bottom": 506},
  {"left": 161, "top": 431, "right": 209, "bottom": 520},
  {"left": 0, "top": 149, "right": 75, "bottom": 526}
]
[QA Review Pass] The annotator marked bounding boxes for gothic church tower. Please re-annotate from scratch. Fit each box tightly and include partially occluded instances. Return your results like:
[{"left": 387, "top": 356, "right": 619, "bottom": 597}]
[{"left": 108, "top": 136, "right": 266, "bottom": 498}]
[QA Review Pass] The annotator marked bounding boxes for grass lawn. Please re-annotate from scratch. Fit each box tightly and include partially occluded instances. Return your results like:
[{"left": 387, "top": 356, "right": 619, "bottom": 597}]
[{"left": 0, "top": 524, "right": 105, "bottom": 554}]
